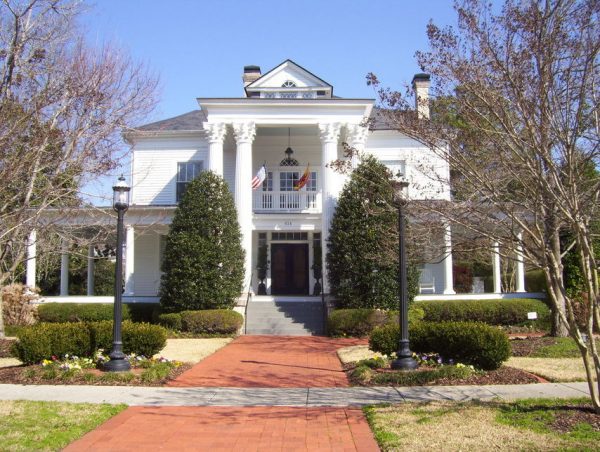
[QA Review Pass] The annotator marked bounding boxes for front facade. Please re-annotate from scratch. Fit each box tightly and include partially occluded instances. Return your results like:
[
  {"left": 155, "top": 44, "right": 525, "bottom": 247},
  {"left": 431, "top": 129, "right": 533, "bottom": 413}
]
[{"left": 28, "top": 60, "right": 476, "bottom": 301}]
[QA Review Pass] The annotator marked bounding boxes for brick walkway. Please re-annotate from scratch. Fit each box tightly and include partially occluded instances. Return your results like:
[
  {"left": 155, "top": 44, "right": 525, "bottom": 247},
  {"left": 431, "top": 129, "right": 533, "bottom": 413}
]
[
  {"left": 65, "top": 406, "right": 379, "bottom": 451},
  {"left": 169, "top": 335, "right": 366, "bottom": 388},
  {"left": 65, "top": 336, "right": 378, "bottom": 451}
]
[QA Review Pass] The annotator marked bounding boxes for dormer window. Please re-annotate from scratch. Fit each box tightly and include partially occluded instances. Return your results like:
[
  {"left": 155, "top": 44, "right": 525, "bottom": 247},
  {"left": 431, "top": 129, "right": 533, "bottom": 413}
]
[{"left": 281, "top": 80, "right": 296, "bottom": 88}]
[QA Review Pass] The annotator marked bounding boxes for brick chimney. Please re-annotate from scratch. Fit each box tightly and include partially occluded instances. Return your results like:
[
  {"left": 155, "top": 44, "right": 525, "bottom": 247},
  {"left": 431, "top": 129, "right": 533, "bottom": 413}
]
[
  {"left": 411, "top": 73, "right": 431, "bottom": 119},
  {"left": 243, "top": 65, "right": 261, "bottom": 87}
]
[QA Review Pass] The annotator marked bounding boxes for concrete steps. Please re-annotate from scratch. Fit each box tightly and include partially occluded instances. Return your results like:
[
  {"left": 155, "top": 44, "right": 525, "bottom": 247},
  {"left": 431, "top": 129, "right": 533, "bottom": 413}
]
[{"left": 245, "top": 297, "right": 325, "bottom": 336}]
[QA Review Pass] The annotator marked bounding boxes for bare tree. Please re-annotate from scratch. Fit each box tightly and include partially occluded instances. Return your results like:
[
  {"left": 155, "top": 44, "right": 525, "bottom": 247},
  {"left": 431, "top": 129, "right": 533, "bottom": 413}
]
[
  {"left": 368, "top": 0, "right": 600, "bottom": 411},
  {"left": 0, "top": 0, "right": 158, "bottom": 336}
]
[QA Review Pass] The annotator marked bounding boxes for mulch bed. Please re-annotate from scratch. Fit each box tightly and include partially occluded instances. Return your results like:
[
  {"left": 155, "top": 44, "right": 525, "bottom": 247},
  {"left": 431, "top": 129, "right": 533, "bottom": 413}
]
[
  {"left": 430, "top": 366, "right": 544, "bottom": 385},
  {"left": 510, "top": 336, "right": 563, "bottom": 357},
  {"left": 551, "top": 403, "right": 600, "bottom": 433},
  {"left": 0, "top": 362, "right": 193, "bottom": 386}
]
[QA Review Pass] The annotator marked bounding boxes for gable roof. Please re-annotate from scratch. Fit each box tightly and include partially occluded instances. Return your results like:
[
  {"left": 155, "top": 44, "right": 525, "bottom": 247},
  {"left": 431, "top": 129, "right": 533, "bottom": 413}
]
[{"left": 245, "top": 59, "right": 333, "bottom": 95}]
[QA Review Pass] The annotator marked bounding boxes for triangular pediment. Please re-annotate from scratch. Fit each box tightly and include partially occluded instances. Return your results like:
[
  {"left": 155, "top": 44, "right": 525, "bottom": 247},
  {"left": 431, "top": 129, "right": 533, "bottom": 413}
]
[{"left": 245, "top": 60, "right": 333, "bottom": 98}]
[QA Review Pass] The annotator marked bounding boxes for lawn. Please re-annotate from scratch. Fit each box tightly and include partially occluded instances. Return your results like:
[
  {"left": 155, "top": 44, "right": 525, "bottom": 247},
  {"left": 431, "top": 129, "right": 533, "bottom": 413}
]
[
  {"left": 0, "top": 400, "right": 126, "bottom": 451},
  {"left": 365, "top": 398, "right": 600, "bottom": 451}
]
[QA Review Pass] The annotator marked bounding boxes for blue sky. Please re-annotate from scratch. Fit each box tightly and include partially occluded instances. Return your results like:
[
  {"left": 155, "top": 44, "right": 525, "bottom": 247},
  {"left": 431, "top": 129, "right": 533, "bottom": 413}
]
[{"left": 82, "top": 0, "right": 458, "bottom": 203}]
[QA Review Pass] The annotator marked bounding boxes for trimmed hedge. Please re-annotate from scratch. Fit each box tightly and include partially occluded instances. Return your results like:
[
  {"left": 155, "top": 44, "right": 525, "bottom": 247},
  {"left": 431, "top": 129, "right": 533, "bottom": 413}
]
[
  {"left": 36, "top": 303, "right": 159, "bottom": 324},
  {"left": 157, "top": 309, "right": 243, "bottom": 335},
  {"left": 369, "top": 321, "right": 511, "bottom": 370},
  {"left": 414, "top": 298, "right": 550, "bottom": 326},
  {"left": 13, "top": 321, "right": 167, "bottom": 364},
  {"left": 328, "top": 308, "right": 425, "bottom": 337}
]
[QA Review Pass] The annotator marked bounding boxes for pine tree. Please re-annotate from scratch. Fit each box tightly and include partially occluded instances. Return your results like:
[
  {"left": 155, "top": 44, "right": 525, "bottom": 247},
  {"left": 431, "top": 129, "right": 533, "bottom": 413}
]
[
  {"left": 160, "top": 171, "right": 244, "bottom": 312},
  {"left": 327, "top": 155, "right": 419, "bottom": 310}
]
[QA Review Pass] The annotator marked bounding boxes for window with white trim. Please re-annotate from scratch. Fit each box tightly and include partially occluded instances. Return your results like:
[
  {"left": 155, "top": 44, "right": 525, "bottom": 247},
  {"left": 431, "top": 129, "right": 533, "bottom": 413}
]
[
  {"left": 176, "top": 161, "right": 203, "bottom": 202},
  {"left": 380, "top": 160, "right": 406, "bottom": 179}
]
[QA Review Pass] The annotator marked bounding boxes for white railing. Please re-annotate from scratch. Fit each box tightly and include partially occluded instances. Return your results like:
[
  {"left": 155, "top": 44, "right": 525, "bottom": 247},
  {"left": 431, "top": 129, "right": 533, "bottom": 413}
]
[{"left": 253, "top": 191, "right": 321, "bottom": 213}]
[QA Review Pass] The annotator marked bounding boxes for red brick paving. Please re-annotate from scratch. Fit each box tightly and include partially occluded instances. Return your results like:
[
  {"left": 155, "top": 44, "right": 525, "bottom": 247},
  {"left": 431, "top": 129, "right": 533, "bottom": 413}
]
[
  {"left": 65, "top": 406, "right": 379, "bottom": 451},
  {"left": 169, "top": 335, "right": 367, "bottom": 388}
]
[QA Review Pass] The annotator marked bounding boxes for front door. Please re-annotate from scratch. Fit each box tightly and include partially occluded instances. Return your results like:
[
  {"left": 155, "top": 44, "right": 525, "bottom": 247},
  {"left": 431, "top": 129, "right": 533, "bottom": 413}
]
[{"left": 270, "top": 243, "right": 309, "bottom": 295}]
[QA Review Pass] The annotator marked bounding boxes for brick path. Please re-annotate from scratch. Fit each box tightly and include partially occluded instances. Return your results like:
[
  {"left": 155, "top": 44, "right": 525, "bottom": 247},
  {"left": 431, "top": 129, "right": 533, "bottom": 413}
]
[
  {"left": 65, "top": 336, "right": 378, "bottom": 451},
  {"left": 169, "top": 335, "right": 366, "bottom": 388},
  {"left": 65, "top": 406, "right": 378, "bottom": 451}
]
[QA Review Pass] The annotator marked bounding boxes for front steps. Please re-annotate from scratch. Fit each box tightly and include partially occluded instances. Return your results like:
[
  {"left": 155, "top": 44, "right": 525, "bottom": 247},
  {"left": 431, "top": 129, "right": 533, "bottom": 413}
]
[{"left": 245, "top": 296, "right": 325, "bottom": 336}]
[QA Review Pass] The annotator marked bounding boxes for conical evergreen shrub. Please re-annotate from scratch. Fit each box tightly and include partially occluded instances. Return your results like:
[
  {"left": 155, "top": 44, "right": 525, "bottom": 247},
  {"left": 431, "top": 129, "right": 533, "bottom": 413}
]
[
  {"left": 160, "top": 171, "right": 244, "bottom": 312},
  {"left": 327, "top": 155, "right": 419, "bottom": 310}
]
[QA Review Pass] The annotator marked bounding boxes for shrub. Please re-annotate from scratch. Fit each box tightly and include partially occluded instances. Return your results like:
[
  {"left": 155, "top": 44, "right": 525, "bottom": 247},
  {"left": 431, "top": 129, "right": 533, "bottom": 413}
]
[
  {"left": 157, "top": 313, "right": 183, "bottom": 331},
  {"left": 180, "top": 310, "right": 243, "bottom": 335},
  {"left": 525, "top": 269, "right": 548, "bottom": 293},
  {"left": 369, "top": 321, "right": 511, "bottom": 370},
  {"left": 13, "top": 321, "right": 167, "bottom": 364},
  {"left": 414, "top": 298, "right": 550, "bottom": 326},
  {"left": 326, "top": 155, "right": 420, "bottom": 310},
  {"left": 1, "top": 283, "right": 38, "bottom": 326},
  {"left": 37, "top": 303, "right": 132, "bottom": 323},
  {"left": 160, "top": 171, "right": 244, "bottom": 312},
  {"left": 328, "top": 307, "right": 425, "bottom": 337}
]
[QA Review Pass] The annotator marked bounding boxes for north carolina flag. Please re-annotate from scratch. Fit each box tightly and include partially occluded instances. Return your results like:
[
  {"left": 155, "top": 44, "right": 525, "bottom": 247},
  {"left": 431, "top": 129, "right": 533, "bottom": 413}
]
[
  {"left": 251, "top": 165, "right": 266, "bottom": 190},
  {"left": 294, "top": 165, "right": 310, "bottom": 190}
]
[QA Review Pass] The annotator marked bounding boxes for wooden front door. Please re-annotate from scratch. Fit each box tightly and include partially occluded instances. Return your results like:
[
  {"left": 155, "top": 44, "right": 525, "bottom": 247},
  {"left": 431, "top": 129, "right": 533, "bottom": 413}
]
[{"left": 270, "top": 243, "right": 309, "bottom": 295}]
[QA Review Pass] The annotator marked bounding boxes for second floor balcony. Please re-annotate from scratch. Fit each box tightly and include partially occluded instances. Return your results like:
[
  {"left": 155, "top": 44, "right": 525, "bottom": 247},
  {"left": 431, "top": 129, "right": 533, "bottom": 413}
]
[{"left": 253, "top": 190, "right": 321, "bottom": 213}]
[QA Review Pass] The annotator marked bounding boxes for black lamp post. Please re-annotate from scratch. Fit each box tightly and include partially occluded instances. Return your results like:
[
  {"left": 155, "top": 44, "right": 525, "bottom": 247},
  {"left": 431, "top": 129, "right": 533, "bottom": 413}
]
[
  {"left": 391, "top": 180, "right": 418, "bottom": 370},
  {"left": 104, "top": 175, "right": 131, "bottom": 372}
]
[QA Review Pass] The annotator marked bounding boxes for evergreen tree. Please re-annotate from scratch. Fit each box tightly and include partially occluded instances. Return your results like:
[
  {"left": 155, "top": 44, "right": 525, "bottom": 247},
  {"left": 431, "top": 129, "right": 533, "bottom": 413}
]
[
  {"left": 160, "top": 171, "right": 244, "bottom": 312},
  {"left": 327, "top": 155, "right": 419, "bottom": 310}
]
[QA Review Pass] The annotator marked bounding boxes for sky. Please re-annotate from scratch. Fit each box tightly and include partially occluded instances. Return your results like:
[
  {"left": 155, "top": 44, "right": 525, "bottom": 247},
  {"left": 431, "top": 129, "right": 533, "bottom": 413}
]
[{"left": 81, "top": 0, "right": 459, "bottom": 203}]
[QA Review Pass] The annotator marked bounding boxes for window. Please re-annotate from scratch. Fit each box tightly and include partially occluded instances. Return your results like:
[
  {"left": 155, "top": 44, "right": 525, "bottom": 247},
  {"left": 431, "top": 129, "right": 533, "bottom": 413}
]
[
  {"left": 176, "top": 161, "right": 203, "bottom": 202},
  {"left": 281, "top": 80, "right": 296, "bottom": 88},
  {"left": 380, "top": 160, "right": 406, "bottom": 179},
  {"left": 262, "top": 172, "right": 273, "bottom": 192},
  {"left": 264, "top": 92, "right": 276, "bottom": 99},
  {"left": 279, "top": 92, "right": 298, "bottom": 99},
  {"left": 306, "top": 172, "right": 318, "bottom": 191},
  {"left": 279, "top": 172, "right": 299, "bottom": 191},
  {"left": 272, "top": 232, "right": 308, "bottom": 241}
]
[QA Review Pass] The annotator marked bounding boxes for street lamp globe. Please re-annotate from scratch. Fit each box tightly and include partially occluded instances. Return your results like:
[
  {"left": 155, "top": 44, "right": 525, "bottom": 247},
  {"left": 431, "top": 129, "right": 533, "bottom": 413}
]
[{"left": 112, "top": 175, "right": 130, "bottom": 211}]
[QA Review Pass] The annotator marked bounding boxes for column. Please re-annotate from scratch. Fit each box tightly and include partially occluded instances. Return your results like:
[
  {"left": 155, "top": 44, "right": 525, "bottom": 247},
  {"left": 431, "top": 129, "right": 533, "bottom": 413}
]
[
  {"left": 25, "top": 229, "right": 37, "bottom": 289},
  {"left": 124, "top": 225, "right": 135, "bottom": 296},
  {"left": 203, "top": 122, "right": 227, "bottom": 176},
  {"left": 346, "top": 123, "right": 369, "bottom": 169},
  {"left": 515, "top": 232, "right": 526, "bottom": 292},
  {"left": 442, "top": 223, "right": 456, "bottom": 294},
  {"left": 60, "top": 239, "right": 69, "bottom": 296},
  {"left": 233, "top": 122, "right": 256, "bottom": 294},
  {"left": 319, "top": 122, "right": 342, "bottom": 294},
  {"left": 492, "top": 241, "right": 502, "bottom": 293},
  {"left": 87, "top": 245, "right": 95, "bottom": 296}
]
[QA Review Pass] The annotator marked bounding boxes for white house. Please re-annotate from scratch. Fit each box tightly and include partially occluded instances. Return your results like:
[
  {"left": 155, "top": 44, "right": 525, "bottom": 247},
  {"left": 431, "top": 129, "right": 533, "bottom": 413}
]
[{"left": 26, "top": 60, "right": 533, "bottom": 313}]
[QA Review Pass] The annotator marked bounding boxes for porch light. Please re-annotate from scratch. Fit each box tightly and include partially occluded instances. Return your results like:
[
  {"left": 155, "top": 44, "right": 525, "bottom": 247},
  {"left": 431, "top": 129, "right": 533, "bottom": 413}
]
[
  {"left": 391, "top": 179, "right": 418, "bottom": 371},
  {"left": 104, "top": 175, "right": 131, "bottom": 372},
  {"left": 112, "top": 175, "right": 130, "bottom": 211},
  {"left": 280, "top": 128, "right": 299, "bottom": 166}
]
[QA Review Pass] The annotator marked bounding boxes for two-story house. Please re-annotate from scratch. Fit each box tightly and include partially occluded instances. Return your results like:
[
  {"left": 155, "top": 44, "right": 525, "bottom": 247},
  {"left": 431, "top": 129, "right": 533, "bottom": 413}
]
[{"left": 27, "top": 60, "right": 470, "bottom": 312}]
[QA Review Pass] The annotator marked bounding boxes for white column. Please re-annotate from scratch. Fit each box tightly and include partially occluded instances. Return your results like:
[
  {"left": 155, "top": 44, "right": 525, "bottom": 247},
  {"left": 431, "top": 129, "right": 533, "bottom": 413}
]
[
  {"left": 346, "top": 123, "right": 369, "bottom": 169},
  {"left": 492, "top": 241, "right": 502, "bottom": 293},
  {"left": 319, "top": 122, "right": 342, "bottom": 294},
  {"left": 203, "top": 122, "right": 227, "bottom": 176},
  {"left": 124, "top": 225, "right": 135, "bottom": 296},
  {"left": 25, "top": 229, "right": 37, "bottom": 289},
  {"left": 442, "top": 223, "right": 456, "bottom": 294},
  {"left": 87, "top": 245, "right": 95, "bottom": 296},
  {"left": 60, "top": 239, "right": 69, "bottom": 296},
  {"left": 233, "top": 122, "right": 256, "bottom": 294},
  {"left": 515, "top": 232, "right": 526, "bottom": 292}
]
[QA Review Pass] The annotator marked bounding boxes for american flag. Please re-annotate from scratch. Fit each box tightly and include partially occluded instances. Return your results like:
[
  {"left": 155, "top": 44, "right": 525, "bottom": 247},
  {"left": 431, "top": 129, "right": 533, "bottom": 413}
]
[{"left": 251, "top": 165, "right": 266, "bottom": 190}]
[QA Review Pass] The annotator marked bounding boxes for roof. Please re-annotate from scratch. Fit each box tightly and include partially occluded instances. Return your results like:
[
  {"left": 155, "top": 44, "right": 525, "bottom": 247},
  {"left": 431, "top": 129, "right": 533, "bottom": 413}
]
[
  {"left": 136, "top": 110, "right": 206, "bottom": 132},
  {"left": 369, "top": 107, "right": 414, "bottom": 130},
  {"left": 244, "top": 59, "right": 333, "bottom": 96}
]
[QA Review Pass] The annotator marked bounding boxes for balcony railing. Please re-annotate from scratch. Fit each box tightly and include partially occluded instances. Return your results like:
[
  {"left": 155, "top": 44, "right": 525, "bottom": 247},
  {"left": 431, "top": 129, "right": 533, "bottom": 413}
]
[{"left": 253, "top": 191, "right": 321, "bottom": 213}]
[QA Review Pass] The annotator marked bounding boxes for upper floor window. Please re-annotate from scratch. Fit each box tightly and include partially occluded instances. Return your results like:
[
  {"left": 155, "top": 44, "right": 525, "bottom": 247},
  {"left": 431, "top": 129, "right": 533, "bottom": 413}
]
[
  {"left": 281, "top": 80, "right": 296, "bottom": 87},
  {"left": 279, "top": 92, "right": 298, "bottom": 99},
  {"left": 176, "top": 161, "right": 203, "bottom": 202},
  {"left": 380, "top": 160, "right": 406, "bottom": 179}
]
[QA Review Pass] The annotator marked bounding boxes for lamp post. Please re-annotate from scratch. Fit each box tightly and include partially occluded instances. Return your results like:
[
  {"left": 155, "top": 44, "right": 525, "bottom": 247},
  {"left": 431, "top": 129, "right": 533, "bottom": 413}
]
[
  {"left": 391, "top": 180, "right": 418, "bottom": 370},
  {"left": 104, "top": 175, "right": 131, "bottom": 372}
]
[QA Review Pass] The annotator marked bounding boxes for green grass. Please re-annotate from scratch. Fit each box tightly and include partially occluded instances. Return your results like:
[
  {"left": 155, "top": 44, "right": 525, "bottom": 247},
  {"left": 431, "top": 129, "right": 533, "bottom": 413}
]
[
  {"left": 532, "top": 338, "right": 599, "bottom": 358},
  {"left": 0, "top": 400, "right": 126, "bottom": 451},
  {"left": 496, "top": 398, "right": 600, "bottom": 445}
]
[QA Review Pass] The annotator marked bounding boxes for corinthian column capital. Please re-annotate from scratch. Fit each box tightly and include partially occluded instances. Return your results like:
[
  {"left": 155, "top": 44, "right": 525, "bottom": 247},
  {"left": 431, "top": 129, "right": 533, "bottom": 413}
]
[
  {"left": 318, "top": 122, "right": 342, "bottom": 144},
  {"left": 345, "top": 123, "right": 369, "bottom": 147},
  {"left": 203, "top": 122, "right": 227, "bottom": 144},
  {"left": 233, "top": 122, "right": 256, "bottom": 144}
]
